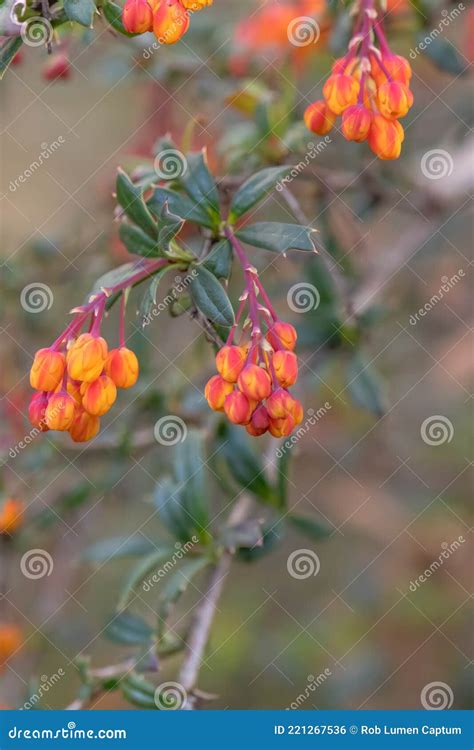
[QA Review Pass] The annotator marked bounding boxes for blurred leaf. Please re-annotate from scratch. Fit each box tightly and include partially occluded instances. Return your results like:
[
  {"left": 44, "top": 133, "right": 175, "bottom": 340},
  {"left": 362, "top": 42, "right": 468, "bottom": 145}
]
[
  {"left": 119, "top": 223, "right": 160, "bottom": 258},
  {"left": 157, "top": 557, "right": 209, "bottom": 634},
  {"left": 190, "top": 265, "right": 235, "bottom": 328},
  {"left": 148, "top": 187, "right": 214, "bottom": 229},
  {"left": 275, "top": 448, "right": 291, "bottom": 510},
  {"left": 219, "top": 519, "right": 263, "bottom": 552},
  {"left": 419, "top": 36, "right": 467, "bottom": 76},
  {"left": 215, "top": 423, "right": 274, "bottom": 503},
  {"left": 0, "top": 38, "right": 22, "bottom": 80},
  {"left": 236, "top": 222, "right": 317, "bottom": 253},
  {"left": 202, "top": 240, "right": 233, "bottom": 280},
  {"left": 117, "top": 548, "right": 177, "bottom": 611},
  {"left": 102, "top": 0, "right": 139, "bottom": 36},
  {"left": 347, "top": 352, "right": 386, "bottom": 417},
  {"left": 238, "top": 522, "right": 284, "bottom": 562},
  {"left": 64, "top": 0, "right": 96, "bottom": 26},
  {"left": 34, "top": 484, "right": 91, "bottom": 529},
  {"left": 173, "top": 431, "right": 210, "bottom": 538},
  {"left": 228, "top": 167, "right": 289, "bottom": 221},
  {"left": 178, "top": 150, "right": 220, "bottom": 226},
  {"left": 287, "top": 513, "right": 332, "bottom": 540},
  {"left": 105, "top": 612, "right": 153, "bottom": 645},
  {"left": 154, "top": 476, "right": 193, "bottom": 542},
  {"left": 116, "top": 169, "right": 157, "bottom": 238},
  {"left": 138, "top": 265, "right": 174, "bottom": 325},
  {"left": 121, "top": 672, "right": 157, "bottom": 709},
  {"left": 83, "top": 535, "right": 158, "bottom": 562}
]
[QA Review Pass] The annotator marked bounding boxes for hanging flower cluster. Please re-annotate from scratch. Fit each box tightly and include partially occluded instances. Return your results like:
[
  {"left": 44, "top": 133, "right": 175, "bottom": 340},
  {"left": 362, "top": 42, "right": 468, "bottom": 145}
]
[
  {"left": 205, "top": 231, "right": 303, "bottom": 438},
  {"left": 304, "top": 0, "right": 413, "bottom": 159},
  {"left": 122, "top": 0, "right": 212, "bottom": 44},
  {"left": 26, "top": 261, "right": 165, "bottom": 443}
]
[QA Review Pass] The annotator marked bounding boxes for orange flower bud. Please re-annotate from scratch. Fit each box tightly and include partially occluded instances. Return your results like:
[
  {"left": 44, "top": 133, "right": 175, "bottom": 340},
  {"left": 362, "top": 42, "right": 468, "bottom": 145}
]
[
  {"left": 266, "top": 321, "right": 297, "bottom": 351},
  {"left": 65, "top": 378, "right": 83, "bottom": 406},
  {"left": 322, "top": 74, "right": 359, "bottom": 115},
  {"left": 105, "top": 347, "right": 139, "bottom": 389},
  {"left": 368, "top": 114, "right": 404, "bottom": 160},
  {"left": 45, "top": 392, "right": 76, "bottom": 431},
  {"left": 28, "top": 392, "right": 49, "bottom": 431},
  {"left": 215, "top": 345, "right": 246, "bottom": 383},
  {"left": 0, "top": 624, "right": 22, "bottom": 670},
  {"left": 292, "top": 399, "right": 304, "bottom": 426},
  {"left": 67, "top": 333, "right": 108, "bottom": 383},
  {"left": 266, "top": 388, "right": 293, "bottom": 419},
  {"left": 153, "top": 0, "right": 190, "bottom": 44},
  {"left": 273, "top": 350, "right": 298, "bottom": 388},
  {"left": 341, "top": 104, "right": 373, "bottom": 142},
  {"left": 122, "top": 0, "right": 153, "bottom": 33},
  {"left": 224, "top": 391, "right": 254, "bottom": 425},
  {"left": 237, "top": 364, "right": 272, "bottom": 401},
  {"left": 81, "top": 375, "right": 117, "bottom": 417},
  {"left": 30, "top": 348, "right": 65, "bottom": 392},
  {"left": 181, "top": 0, "right": 211, "bottom": 8},
  {"left": 246, "top": 404, "right": 269, "bottom": 437},
  {"left": 0, "top": 498, "right": 25, "bottom": 536},
  {"left": 204, "top": 375, "right": 234, "bottom": 411},
  {"left": 268, "top": 414, "right": 295, "bottom": 438},
  {"left": 303, "top": 100, "right": 336, "bottom": 136},
  {"left": 377, "top": 53, "right": 412, "bottom": 86},
  {"left": 69, "top": 409, "right": 100, "bottom": 443},
  {"left": 377, "top": 81, "right": 413, "bottom": 120}
]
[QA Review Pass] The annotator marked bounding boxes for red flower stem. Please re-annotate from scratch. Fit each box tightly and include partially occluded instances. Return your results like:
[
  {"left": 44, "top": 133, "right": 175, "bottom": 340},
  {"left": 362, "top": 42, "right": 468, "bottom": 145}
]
[
  {"left": 119, "top": 292, "right": 126, "bottom": 347},
  {"left": 373, "top": 18, "right": 391, "bottom": 57}
]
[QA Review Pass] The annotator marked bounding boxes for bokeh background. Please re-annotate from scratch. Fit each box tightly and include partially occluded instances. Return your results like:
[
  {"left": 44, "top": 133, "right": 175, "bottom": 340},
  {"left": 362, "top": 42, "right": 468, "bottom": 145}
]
[{"left": 1, "top": 0, "right": 472, "bottom": 710}]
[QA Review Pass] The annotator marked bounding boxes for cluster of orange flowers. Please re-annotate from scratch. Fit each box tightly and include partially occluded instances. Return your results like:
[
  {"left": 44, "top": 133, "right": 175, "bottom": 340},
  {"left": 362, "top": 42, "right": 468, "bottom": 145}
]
[
  {"left": 304, "top": 0, "right": 413, "bottom": 159},
  {"left": 122, "top": 0, "right": 211, "bottom": 43},
  {"left": 29, "top": 335, "right": 138, "bottom": 443}
]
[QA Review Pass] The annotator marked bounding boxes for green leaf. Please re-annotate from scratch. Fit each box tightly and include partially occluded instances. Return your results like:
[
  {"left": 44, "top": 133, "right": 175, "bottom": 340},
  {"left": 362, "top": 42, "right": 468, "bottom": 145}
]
[
  {"left": 229, "top": 167, "right": 289, "bottom": 221},
  {"left": 156, "top": 201, "right": 184, "bottom": 252},
  {"left": 138, "top": 265, "right": 174, "bottom": 326},
  {"left": 275, "top": 448, "right": 291, "bottom": 511},
  {"left": 219, "top": 519, "right": 263, "bottom": 552},
  {"left": 117, "top": 548, "right": 177, "bottom": 611},
  {"left": 154, "top": 477, "right": 193, "bottom": 542},
  {"left": 105, "top": 612, "right": 153, "bottom": 645},
  {"left": 64, "top": 0, "right": 96, "bottom": 26},
  {"left": 202, "top": 240, "right": 233, "bottom": 280},
  {"left": 119, "top": 223, "right": 160, "bottom": 258},
  {"left": 157, "top": 557, "right": 209, "bottom": 634},
  {"left": 215, "top": 423, "right": 274, "bottom": 503},
  {"left": 116, "top": 169, "right": 157, "bottom": 238},
  {"left": 83, "top": 535, "right": 158, "bottom": 562},
  {"left": 88, "top": 262, "right": 138, "bottom": 297},
  {"left": 347, "top": 353, "right": 386, "bottom": 417},
  {"left": 419, "top": 35, "right": 467, "bottom": 76},
  {"left": 121, "top": 672, "right": 157, "bottom": 709},
  {"left": 173, "top": 431, "right": 210, "bottom": 537},
  {"left": 102, "top": 0, "right": 139, "bottom": 36},
  {"left": 0, "top": 38, "right": 23, "bottom": 80},
  {"left": 190, "top": 265, "right": 234, "bottom": 328},
  {"left": 148, "top": 187, "right": 214, "bottom": 229},
  {"left": 236, "top": 222, "right": 317, "bottom": 253},
  {"left": 238, "top": 522, "right": 284, "bottom": 562},
  {"left": 178, "top": 150, "right": 220, "bottom": 226},
  {"left": 287, "top": 513, "right": 332, "bottom": 540}
]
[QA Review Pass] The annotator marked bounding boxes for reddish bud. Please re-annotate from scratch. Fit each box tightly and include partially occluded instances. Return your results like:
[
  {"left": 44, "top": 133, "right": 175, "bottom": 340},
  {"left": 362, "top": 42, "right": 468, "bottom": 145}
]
[
  {"left": 81, "top": 375, "right": 117, "bottom": 417},
  {"left": 377, "top": 81, "right": 413, "bottom": 120},
  {"left": 303, "top": 100, "right": 336, "bottom": 136},
  {"left": 322, "top": 74, "right": 359, "bottom": 115},
  {"left": 105, "top": 347, "right": 139, "bottom": 389},
  {"left": 0, "top": 499, "right": 25, "bottom": 536},
  {"left": 153, "top": 0, "right": 190, "bottom": 44},
  {"left": 246, "top": 405, "right": 270, "bottom": 437},
  {"left": 67, "top": 333, "right": 108, "bottom": 383},
  {"left": 123, "top": 0, "right": 153, "bottom": 32},
  {"left": 69, "top": 409, "right": 100, "bottom": 443},
  {"left": 268, "top": 414, "right": 295, "bottom": 438},
  {"left": 42, "top": 53, "right": 70, "bottom": 82},
  {"left": 45, "top": 392, "right": 76, "bottom": 431},
  {"left": 0, "top": 624, "right": 23, "bottom": 669},
  {"left": 341, "top": 104, "right": 373, "bottom": 142},
  {"left": 368, "top": 114, "right": 404, "bottom": 160},
  {"left": 266, "top": 388, "right": 293, "bottom": 420},
  {"left": 237, "top": 364, "right": 272, "bottom": 401},
  {"left": 28, "top": 392, "right": 49, "bottom": 431},
  {"left": 204, "top": 375, "right": 234, "bottom": 411},
  {"left": 273, "top": 350, "right": 298, "bottom": 388},
  {"left": 215, "top": 345, "right": 246, "bottom": 383},
  {"left": 266, "top": 321, "right": 297, "bottom": 351},
  {"left": 30, "top": 349, "right": 66, "bottom": 392},
  {"left": 223, "top": 391, "right": 254, "bottom": 425}
]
